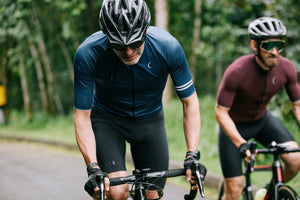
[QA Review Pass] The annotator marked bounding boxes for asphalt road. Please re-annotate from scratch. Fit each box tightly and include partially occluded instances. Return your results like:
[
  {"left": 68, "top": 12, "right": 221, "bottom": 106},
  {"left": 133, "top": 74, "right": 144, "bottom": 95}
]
[{"left": 0, "top": 140, "right": 211, "bottom": 200}]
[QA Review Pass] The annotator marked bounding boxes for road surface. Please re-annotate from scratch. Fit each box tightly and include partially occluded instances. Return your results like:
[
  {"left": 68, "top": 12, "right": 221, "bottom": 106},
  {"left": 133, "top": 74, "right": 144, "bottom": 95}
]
[{"left": 0, "top": 140, "right": 211, "bottom": 200}]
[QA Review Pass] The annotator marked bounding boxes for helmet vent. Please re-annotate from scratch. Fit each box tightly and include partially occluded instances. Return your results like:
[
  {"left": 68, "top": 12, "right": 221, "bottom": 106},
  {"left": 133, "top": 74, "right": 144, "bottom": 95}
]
[
  {"left": 264, "top": 22, "right": 271, "bottom": 31},
  {"left": 248, "top": 17, "right": 286, "bottom": 40}
]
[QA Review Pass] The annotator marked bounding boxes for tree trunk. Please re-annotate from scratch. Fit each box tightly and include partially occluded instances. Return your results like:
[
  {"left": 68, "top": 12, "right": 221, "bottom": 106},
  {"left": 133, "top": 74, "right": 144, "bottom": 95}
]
[
  {"left": 37, "top": 36, "right": 56, "bottom": 114},
  {"left": 27, "top": 33, "right": 49, "bottom": 114},
  {"left": 155, "top": 0, "right": 171, "bottom": 103},
  {"left": 18, "top": 50, "right": 32, "bottom": 121},
  {"left": 189, "top": 0, "right": 202, "bottom": 80},
  {"left": 30, "top": 13, "right": 56, "bottom": 114},
  {"left": 215, "top": 42, "right": 222, "bottom": 92},
  {"left": 58, "top": 37, "right": 74, "bottom": 82},
  {"left": 86, "top": 0, "right": 98, "bottom": 34},
  {"left": 155, "top": 0, "right": 168, "bottom": 29}
]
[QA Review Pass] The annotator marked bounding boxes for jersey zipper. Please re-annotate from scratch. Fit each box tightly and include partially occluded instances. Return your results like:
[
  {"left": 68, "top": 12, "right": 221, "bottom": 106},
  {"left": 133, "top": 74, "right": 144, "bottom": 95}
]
[
  {"left": 254, "top": 73, "right": 267, "bottom": 120},
  {"left": 130, "top": 66, "right": 135, "bottom": 118}
]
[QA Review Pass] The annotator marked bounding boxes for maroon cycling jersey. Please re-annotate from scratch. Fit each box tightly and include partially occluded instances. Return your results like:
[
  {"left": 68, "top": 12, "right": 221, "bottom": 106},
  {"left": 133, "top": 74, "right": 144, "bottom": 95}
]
[{"left": 217, "top": 54, "right": 300, "bottom": 122}]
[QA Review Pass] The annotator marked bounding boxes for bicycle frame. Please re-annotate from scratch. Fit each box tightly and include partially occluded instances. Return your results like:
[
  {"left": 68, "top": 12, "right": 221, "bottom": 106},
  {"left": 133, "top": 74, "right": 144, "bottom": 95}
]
[{"left": 243, "top": 141, "right": 300, "bottom": 200}]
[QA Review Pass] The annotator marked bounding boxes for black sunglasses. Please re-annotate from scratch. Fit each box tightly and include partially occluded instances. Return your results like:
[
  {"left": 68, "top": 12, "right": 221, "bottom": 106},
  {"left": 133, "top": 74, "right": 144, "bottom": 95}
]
[
  {"left": 260, "top": 40, "right": 285, "bottom": 53},
  {"left": 111, "top": 37, "right": 145, "bottom": 51}
]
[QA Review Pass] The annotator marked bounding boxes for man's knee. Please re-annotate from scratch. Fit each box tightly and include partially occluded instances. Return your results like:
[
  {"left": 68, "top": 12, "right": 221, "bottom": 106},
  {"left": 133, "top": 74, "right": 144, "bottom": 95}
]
[
  {"left": 281, "top": 142, "right": 300, "bottom": 169},
  {"left": 281, "top": 141, "right": 300, "bottom": 182},
  {"left": 224, "top": 176, "right": 244, "bottom": 200},
  {"left": 106, "top": 185, "right": 129, "bottom": 200},
  {"left": 107, "top": 171, "right": 129, "bottom": 200},
  {"left": 145, "top": 189, "right": 164, "bottom": 200}
]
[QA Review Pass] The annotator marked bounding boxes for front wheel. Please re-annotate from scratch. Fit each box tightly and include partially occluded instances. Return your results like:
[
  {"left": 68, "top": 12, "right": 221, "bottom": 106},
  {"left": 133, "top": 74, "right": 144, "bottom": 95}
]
[
  {"left": 217, "top": 182, "right": 224, "bottom": 200},
  {"left": 277, "top": 185, "right": 298, "bottom": 200}
]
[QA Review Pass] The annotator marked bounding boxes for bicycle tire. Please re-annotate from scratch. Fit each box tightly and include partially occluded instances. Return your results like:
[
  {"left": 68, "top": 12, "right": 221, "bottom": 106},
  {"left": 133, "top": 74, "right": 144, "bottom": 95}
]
[
  {"left": 277, "top": 185, "right": 298, "bottom": 200},
  {"left": 242, "top": 186, "right": 254, "bottom": 200},
  {"left": 217, "top": 181, "right": 224, "bottom": 200}
]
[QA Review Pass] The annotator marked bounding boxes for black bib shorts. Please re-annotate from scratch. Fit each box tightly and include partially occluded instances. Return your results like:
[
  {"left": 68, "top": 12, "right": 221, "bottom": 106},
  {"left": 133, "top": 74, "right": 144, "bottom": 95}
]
[
  {"left": 91, "top": 107, "right": 169, "bottom": 188},
  {"left": 218, "top": 111, "right": 295, "bottom": 178}
]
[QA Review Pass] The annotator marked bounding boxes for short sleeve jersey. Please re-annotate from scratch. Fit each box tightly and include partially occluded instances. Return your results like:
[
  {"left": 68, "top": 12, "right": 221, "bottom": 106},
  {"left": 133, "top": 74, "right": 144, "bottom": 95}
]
[
  {"left": 217, "top": 55, "right": 300, "bottom": 122},
  {"left": 73, "top": 26, "right": 195, "bottom": 118}
]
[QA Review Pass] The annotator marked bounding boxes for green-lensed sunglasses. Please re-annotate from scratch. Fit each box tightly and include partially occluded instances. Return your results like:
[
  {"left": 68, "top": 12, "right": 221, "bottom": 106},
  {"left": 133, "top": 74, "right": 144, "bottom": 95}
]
[{"left": 260, "top": 40, "right": 285, "bottom": 53}]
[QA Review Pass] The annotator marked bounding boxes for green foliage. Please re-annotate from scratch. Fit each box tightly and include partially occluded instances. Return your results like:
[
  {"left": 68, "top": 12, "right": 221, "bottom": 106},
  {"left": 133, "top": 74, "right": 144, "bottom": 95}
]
[{"left": 1, "top": 0, "right": 300, "bottom": 118}]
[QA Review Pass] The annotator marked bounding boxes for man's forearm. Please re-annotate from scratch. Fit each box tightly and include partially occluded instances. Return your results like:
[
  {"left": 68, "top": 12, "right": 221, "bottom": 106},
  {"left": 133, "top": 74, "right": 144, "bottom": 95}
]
[
  {"left": 215, "top": 105, "right": 246, "bottom": 148},
  {"left": 75, "top": 127, "right": 98, "bottom": 166},
  {"left": 182, "top": 93, "right": 201, "bottom": 151},
  {"left": 74, "top": 109, "right": 98, "bottom": 166},
  {"left": 292, "top": 101, "right": 300, "bottom": 125}
]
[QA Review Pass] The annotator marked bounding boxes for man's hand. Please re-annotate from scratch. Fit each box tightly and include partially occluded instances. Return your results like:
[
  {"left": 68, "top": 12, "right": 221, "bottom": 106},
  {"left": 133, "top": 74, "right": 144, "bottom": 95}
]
[
  {"left": 239, "top": 142, "right": 252, "bottom": 163},
  {"left": 184, "top": 153, "right": 207, "bottom": 190},
  {"left": 84, "top": 168, "right": 109, "bottom": 199}
]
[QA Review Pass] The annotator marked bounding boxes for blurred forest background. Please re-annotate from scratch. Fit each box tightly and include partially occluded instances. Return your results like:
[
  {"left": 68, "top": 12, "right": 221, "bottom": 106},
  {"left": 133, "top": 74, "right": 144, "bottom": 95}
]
[{"left": 1, "top": 0, "right": 300, "bottom": 121}]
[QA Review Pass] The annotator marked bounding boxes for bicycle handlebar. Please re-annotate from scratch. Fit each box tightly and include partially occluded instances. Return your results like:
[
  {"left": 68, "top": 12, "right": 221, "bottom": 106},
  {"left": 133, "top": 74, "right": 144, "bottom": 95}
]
[
  {"left": 110, "top": 168, "right": 186, "bottom": 186},
  {"left": 257, "top": 147, "right": 300, "bottom": 154},
  {"left": 247, "top": 141, "right": 300, "bottom": 155},
  {"left": 99, "top": 167, "right": 206, "bottom": 200},
  {"left": 244, "top": 141, "right": 300, "bottom": 174}
]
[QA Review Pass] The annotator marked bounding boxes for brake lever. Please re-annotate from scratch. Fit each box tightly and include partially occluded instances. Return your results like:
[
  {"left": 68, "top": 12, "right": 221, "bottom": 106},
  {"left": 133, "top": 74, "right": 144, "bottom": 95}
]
[
  {"left": 96, "top": 174, "right": 105, "bottom": 200},
  {"left": 193, "top": 163, "right": 206, "bottom": 198},
  {"left": 249, "top": 141, "right": 257, "bottom": 172}
]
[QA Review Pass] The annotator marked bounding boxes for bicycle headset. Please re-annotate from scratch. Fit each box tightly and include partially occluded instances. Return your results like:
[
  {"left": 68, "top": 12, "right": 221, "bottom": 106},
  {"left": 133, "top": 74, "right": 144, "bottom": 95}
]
[
  {"left": 248, "top": 17, "right": 287, "bottom": 64},
  {"left": 99, "top": 0, "right": 151, "bottom": 47}
]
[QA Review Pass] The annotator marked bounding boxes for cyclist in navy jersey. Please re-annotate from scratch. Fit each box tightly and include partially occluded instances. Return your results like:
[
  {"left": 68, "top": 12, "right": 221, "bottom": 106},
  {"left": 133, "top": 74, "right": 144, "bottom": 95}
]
[
  {"left": 215, "top": 17, "right": 300, "bottom": 200},
  {"left": 73, "top": 0, "right": 205, "bottom": 199}
]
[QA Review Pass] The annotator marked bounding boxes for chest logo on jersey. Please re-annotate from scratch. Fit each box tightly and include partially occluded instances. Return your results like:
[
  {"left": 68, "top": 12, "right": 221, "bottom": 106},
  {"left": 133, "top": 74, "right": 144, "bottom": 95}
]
[
  {"left": 272, "top": 76, "right": 276, "bottom": 85},
  {"left": 147, "top": 62, "right": 152, "bottom": 69}
]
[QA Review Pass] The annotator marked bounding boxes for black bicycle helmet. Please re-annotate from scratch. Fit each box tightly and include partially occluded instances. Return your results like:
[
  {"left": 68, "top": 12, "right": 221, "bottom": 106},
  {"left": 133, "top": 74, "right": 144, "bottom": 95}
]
[
  {"left": 99, "top": 0, "right": 151, "bottom": 46},
  {"left": 248, "top": 17, "right": 286, "bottom": 40}
]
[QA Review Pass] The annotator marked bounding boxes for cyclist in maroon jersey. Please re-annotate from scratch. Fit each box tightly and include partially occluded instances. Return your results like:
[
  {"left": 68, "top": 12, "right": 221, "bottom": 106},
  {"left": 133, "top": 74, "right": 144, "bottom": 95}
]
[{"left": 215, "top": 17, "right": 300, "bottom": 200}]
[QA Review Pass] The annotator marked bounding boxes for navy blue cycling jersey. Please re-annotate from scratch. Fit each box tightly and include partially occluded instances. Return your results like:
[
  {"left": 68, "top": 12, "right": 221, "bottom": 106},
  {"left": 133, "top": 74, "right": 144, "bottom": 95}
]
[{"left": 73, "top": 26, "right": 195, "bottom": 118}]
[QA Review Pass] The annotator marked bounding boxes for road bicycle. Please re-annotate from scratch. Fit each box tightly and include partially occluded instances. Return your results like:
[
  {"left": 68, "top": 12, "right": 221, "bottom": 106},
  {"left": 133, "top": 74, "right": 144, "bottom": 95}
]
[
  {"left": 218, "top": 141, "right": 300, "bottom": 200},
  {"left": 97, "top": 162, "right": 206, "bottom": 200}
]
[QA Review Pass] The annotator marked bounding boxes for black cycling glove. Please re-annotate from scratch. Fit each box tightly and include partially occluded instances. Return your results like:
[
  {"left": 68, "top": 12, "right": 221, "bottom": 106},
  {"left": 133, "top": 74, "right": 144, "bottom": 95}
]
[
  {"left": 184, "top": 156, "right": 198, "bottom": 170},
  {"left": 239, "top": 142, "right": 251, "bottom": 158},
  {"left": 184, "top": 152, "right": 207, "bottom": 180},
  {"left": 84, "top": 168, "right": 108, "bottom": 197}
]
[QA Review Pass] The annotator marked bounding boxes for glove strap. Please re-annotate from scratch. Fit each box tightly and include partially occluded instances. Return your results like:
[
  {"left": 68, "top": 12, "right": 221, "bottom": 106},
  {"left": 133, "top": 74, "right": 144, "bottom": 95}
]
[
  {"left": 87, "top": 162, "right": 99, "bottom": 173},
  {"left": 185, "top": 150, "right": 200, "bottom": 160}
]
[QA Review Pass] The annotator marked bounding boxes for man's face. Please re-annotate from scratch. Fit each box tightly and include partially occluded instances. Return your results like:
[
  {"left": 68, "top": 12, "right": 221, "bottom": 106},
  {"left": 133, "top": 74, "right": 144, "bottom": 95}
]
[
  {"left": 113, "top": 42, "right": 145, "bottom": 65},
  {"left": 255, "top": 38, "right": 285, "bottom": 70}
]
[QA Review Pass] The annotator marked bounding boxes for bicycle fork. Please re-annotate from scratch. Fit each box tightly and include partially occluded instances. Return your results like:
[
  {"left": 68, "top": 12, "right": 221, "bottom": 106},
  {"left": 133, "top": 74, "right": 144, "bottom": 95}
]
[
  {"left": 243, "top": 173, "right": 254, "bottom": 200},
  {"left": 134, "top": 185, "right": 146, "bottom": 200},
  {"left": 264, "top": 154, "right": 283, "bottom": 200}
]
